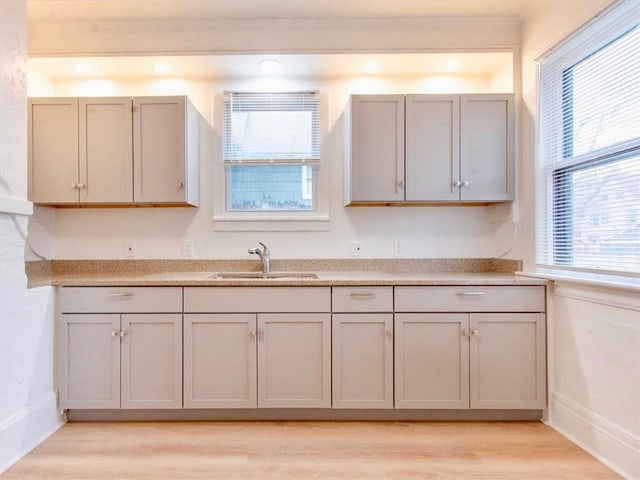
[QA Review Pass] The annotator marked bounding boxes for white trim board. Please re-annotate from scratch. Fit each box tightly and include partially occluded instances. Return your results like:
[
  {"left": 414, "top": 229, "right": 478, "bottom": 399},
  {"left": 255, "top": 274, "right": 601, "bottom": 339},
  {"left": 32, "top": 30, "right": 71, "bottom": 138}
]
[
  {"left": 548, "top": 392, "right": 640, "bottom": 480},
  {"left": 0, "top": 197, "right": 33, "bottom": 216},
  {"left": 0, "top": 392, "right": 65, "bottom": 474}
]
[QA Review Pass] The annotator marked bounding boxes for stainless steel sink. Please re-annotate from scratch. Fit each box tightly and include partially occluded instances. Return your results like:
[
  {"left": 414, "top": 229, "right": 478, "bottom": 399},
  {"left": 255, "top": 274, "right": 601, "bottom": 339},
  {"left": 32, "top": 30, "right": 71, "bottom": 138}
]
[{"left": 208, "top": 272, "right": 319, "bottom": 280}]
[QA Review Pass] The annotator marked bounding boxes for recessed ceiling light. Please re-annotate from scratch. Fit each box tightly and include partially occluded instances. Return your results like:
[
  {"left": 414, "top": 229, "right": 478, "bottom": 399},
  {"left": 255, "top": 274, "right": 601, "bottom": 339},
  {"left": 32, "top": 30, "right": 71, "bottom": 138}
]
[
  {"left": 154, "top": 63, "right": 169, "bottom": 73},
  {"left": 259, "top": 59, "right": 281, "bottom": 74},
  {"left": 364, "top": 61, "right": 380, "bottom": 73},
  {"left": 76, "top": 63, "right": 90, "bottom": 75},
  {"left": 444, "top": 60, "right": 460, "bottom": 72}
]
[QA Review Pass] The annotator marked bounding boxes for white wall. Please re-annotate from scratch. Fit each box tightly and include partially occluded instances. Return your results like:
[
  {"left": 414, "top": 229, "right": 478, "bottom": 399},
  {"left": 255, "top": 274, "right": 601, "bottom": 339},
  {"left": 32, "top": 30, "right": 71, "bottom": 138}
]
[
  {"left": 0, "top": 0, "right": 63, "bottom": 473},
  {"left": 29, "top": 72, "right": 516, "bottom": 260},
  {"left": 521, "top": 2, "right": 640, "bottom": 478}
]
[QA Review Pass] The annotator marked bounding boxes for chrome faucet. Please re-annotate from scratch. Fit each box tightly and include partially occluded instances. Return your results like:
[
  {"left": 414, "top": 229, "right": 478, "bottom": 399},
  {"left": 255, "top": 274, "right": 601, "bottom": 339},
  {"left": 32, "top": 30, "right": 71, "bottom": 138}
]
[{"left": 248, "top": 242, "right": 270, "bottom": 274}]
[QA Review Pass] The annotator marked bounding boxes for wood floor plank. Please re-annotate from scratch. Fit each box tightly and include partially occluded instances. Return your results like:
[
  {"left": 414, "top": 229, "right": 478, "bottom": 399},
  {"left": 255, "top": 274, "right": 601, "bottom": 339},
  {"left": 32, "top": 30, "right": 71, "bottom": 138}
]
[{"left": 2, "top": 421, "right": 621, "bottom": 479}]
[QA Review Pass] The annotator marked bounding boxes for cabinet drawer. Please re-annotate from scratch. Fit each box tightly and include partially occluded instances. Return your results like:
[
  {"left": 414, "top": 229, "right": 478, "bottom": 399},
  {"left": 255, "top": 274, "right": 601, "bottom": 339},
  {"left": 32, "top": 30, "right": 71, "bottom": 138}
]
[
  {"left": 395, "top": 286, "right": 545, "bottom": 313},
  {"left": 59, "top": 287, "right": 182, "bottom": 313},
  {"left": 332, "top": 287, "right": 393, "bottom": 312},
  {"left": 184, "top": 287, "right": 331, "bottom": 313}
]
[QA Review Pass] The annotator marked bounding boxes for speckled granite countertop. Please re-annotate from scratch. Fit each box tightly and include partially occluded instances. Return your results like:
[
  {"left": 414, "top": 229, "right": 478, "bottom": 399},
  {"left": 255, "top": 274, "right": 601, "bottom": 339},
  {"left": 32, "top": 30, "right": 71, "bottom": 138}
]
[{"left": 27, "top": 259, "right": 546, "bottom": 287}]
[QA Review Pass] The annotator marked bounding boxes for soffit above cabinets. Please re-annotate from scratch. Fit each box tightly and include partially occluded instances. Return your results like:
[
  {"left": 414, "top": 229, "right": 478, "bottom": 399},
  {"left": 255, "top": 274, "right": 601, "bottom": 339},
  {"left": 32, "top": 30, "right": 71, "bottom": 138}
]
[{"left": 28, "top": 52, "right": 514, "bottom": 81}]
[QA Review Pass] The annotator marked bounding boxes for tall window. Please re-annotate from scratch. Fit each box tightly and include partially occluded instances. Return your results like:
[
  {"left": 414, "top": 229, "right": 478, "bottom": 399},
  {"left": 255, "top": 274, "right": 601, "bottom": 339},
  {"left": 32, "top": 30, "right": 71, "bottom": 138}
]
[
  {"left": 223, "top": 92, "right": 320, "bottom": 211},
  {"left": 537, "top": 3, "right": 640, "bottom": 276}
]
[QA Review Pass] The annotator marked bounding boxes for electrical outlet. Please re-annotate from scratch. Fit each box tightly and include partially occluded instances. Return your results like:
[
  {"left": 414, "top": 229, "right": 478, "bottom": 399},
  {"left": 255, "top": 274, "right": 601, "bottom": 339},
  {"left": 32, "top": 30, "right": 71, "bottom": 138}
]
[
  {"left": 349, "top": 241, "right": 362, "bottom": 257},
  {"left": 393, "top": 240, "right": 403, "bottom": 258},
  {"left": 125, "top": 241, "right": 136, "bottom": 257},
  {"left": 182, "top": 240, "right": 194, "bottom": 258}
]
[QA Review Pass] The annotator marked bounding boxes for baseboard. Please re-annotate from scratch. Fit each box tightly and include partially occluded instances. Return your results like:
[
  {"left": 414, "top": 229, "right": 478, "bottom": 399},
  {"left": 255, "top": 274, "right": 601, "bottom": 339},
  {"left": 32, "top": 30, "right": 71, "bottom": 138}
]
[
  {"left": 548, "top": 392, "right": 640, "bottom": 479},
  {"left": 0, "top": 392, "right": 65, "bottom": 473}
]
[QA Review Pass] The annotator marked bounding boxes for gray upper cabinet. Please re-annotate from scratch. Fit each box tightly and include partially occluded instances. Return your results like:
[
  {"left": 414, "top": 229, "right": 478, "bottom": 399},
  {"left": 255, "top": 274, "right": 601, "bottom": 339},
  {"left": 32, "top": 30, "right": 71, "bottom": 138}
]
[
  {"left": 28, "top": 98, "right": 80, "bottom": 204},
  {"left": 346, "top": 95, "right": 405, "bottom": 203},
  {"left": 28, "top": 95, "right": 199, "bottom": 207},
  {"left": 133, "top": 96, "right": 199, "bottom": 206},
  {"left": 346, "top": 93, "right": 514, "bottom": 205}
]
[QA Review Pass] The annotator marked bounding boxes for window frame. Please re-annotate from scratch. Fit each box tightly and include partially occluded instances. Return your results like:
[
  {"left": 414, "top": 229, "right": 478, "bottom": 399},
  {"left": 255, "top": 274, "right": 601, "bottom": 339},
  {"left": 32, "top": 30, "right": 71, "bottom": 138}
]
[
  {"left": 212, "top": 88, "right": 330, "bottom": 232},
  {"left": 536, "top": 2, "right": 640, "bottom": 278}
]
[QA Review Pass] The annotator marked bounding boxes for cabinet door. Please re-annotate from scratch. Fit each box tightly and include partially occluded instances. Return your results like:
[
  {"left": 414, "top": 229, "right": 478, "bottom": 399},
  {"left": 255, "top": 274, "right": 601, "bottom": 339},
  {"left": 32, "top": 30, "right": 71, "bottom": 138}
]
[
  {"left": 460, "top": 94, "right": 514, "bottom": 202},
  {"left": 470, "top": 313, "right": 546, "bottom": 409},
  {"left": 121, "top": 314, "right": 182, "bottom": 409},
  {"left": 405, "top": 95, "right": 460, "bottom": 201},
  {"left": 28, "top": 98, "right": 79, "bottom": 204},
  {"left": 257, "top": 313, "right": 331, "bottom": 408},
  {"left": 332, "top": 314, "right": 393, "bottom": 409},
  {"left": 184, "top": 314, "right": 257, "bottom": 408},
  {"left": 395, "top": 313, "right": 469, "bottom": 409},
  {"left": 79, "top": 97, "right": 133, "bottom": 203},
  {"left": 58, "top": 314, "right": 120, "bottom": 409},
  {"left": 133, "top": 96, "right": 186, "bottom": 204},
  {"left": 348, "top": 95, "right": 405, "bottom": 203}
]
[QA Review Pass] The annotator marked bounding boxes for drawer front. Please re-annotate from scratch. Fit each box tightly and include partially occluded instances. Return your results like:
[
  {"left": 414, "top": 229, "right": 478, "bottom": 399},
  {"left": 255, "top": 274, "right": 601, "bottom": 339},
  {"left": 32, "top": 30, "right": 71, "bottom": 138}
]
[
  {"left": 59, "top": 287, "right": 182, "bottom": 313},
  {"left": 332, "top": 287, "right": 393, "bottom": 312},
  {"left": 184, "top": 287, "right": 331, "bottom": 313},
  {"left": 395, "top": 286, "right": 545, "bottom": 312}
]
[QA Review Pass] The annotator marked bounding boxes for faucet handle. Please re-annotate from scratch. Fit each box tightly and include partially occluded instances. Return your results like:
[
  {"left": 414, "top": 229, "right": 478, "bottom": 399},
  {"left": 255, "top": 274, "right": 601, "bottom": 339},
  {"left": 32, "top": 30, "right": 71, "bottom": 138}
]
[{"left": 258, "top": 242, "right": 269, "bottom": 255}]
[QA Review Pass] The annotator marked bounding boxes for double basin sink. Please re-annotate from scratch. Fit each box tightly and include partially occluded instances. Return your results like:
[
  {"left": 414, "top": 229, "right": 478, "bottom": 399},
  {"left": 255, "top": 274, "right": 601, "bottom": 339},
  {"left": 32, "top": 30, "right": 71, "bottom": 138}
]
[{"left": 208, "top": 271, "right": 319, "bottom": 280}]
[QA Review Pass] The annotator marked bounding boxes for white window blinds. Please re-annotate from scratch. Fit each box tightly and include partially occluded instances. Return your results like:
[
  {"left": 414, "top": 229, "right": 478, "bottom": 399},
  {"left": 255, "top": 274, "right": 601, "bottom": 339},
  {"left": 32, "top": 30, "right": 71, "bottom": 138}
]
[
  {"left": 537, "top": 2, "right": 640, "bottom": 276},
  {"left": 223, "top": 91, "right": 320, "bottom": 164}
]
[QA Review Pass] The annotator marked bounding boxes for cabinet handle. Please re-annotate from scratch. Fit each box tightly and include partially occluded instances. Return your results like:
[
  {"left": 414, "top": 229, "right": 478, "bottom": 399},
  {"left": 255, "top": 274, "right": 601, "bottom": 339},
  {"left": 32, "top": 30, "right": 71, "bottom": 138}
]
[
  {"left": 456, "top": 292, "right": 485, "bottom": 297},
  {"left": 350, "top": 292, "right": 376, "bottom": 299},
  {"left": 178, "top": 181, "right": 184, "bottom": 189},
  {"left": 107, "top": 293, "right": 134, "bottom": 299}
]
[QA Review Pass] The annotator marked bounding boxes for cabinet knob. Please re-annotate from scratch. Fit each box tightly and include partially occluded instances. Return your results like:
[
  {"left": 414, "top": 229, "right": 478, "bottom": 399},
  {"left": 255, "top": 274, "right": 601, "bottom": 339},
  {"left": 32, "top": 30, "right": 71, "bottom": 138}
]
[
  {"left": 119, "top": 331, "right": 128, "bottom": 337},
  {"left": 461, "top": 180, "right": 469, "bottom": 187},
  {"left": 77, "top": 183, "right": 85, "bottom": 190},
  {"left": 453, "top": 181, "right": 462, "bottom": 188},
  {"left": 471, "top": 329, "right": 479, "bottom": 336},
  {"left": 385, "top": 329, "right": 393, "bottom": 339},
  {"left": 111, "top": 330, "right": 120, "bottom": 337},
  {"left": 70, "top": 183, "right": 78, "bottom": 189},
  {"left": 178, "top": 181, "right": 184, "bottom": 189},
  {"left": 249, "top": 330, "right": 256, "bottom": 340},
  {"left": 397, "top": 181, "right": 405, "bottom": 187}
]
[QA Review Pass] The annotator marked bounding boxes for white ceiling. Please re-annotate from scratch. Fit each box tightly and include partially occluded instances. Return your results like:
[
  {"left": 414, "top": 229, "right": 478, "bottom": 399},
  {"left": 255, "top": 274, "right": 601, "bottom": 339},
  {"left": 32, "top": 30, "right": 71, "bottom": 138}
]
[{"left": 27, "top": 0, "right": 543, "bottom": 22}]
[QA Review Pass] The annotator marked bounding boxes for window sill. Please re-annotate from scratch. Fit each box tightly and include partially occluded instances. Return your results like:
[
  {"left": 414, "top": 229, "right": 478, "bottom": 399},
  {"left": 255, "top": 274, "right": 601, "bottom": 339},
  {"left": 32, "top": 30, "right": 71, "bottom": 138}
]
[
  {"left": 212, "top": 215, "right": 330, "bottom": 232},
  {"left": 518, "top": 268, "right": 639, "bottom": 293}
]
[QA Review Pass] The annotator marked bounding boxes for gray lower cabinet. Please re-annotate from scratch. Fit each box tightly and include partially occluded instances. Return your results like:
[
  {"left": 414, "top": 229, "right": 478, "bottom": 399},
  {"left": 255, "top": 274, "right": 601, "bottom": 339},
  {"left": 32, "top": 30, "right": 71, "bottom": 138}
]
[
  {"left": 183, "top": 287, "right": 332, "bottom": 408},
  {"left": 58, "top": 312, "right": 182, "bottom": 409},
  {"left": 331, "top": 287, "right": 394, "bottom": 408},
  {"left": 57, "top": 287, "right": 183, "bottom": 409},
  {"left": 394, "top": 286, "right": 547, "bottom": 410}
]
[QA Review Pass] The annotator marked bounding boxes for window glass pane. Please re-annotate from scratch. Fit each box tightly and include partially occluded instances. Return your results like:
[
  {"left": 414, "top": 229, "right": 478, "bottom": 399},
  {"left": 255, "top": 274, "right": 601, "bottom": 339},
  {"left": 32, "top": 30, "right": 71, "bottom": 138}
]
[
  {"left": 554, "top": 155, "right": 640, "bottom": 273},
  {"left": 564, "top": 27, "right": 640, "bottom": 157},
  {"left": 228, "top": 165, "right": 313, "bottom": 211},
  {"left": 229, "top": 111, "right": 314, "bottom": 160}
]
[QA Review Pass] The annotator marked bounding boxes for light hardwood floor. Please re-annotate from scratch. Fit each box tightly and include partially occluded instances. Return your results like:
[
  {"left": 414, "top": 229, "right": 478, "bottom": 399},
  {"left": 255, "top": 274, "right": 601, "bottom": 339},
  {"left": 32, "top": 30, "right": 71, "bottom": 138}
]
[{"left": 2, "top": 421, "right": 621, "bottom": 479}]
